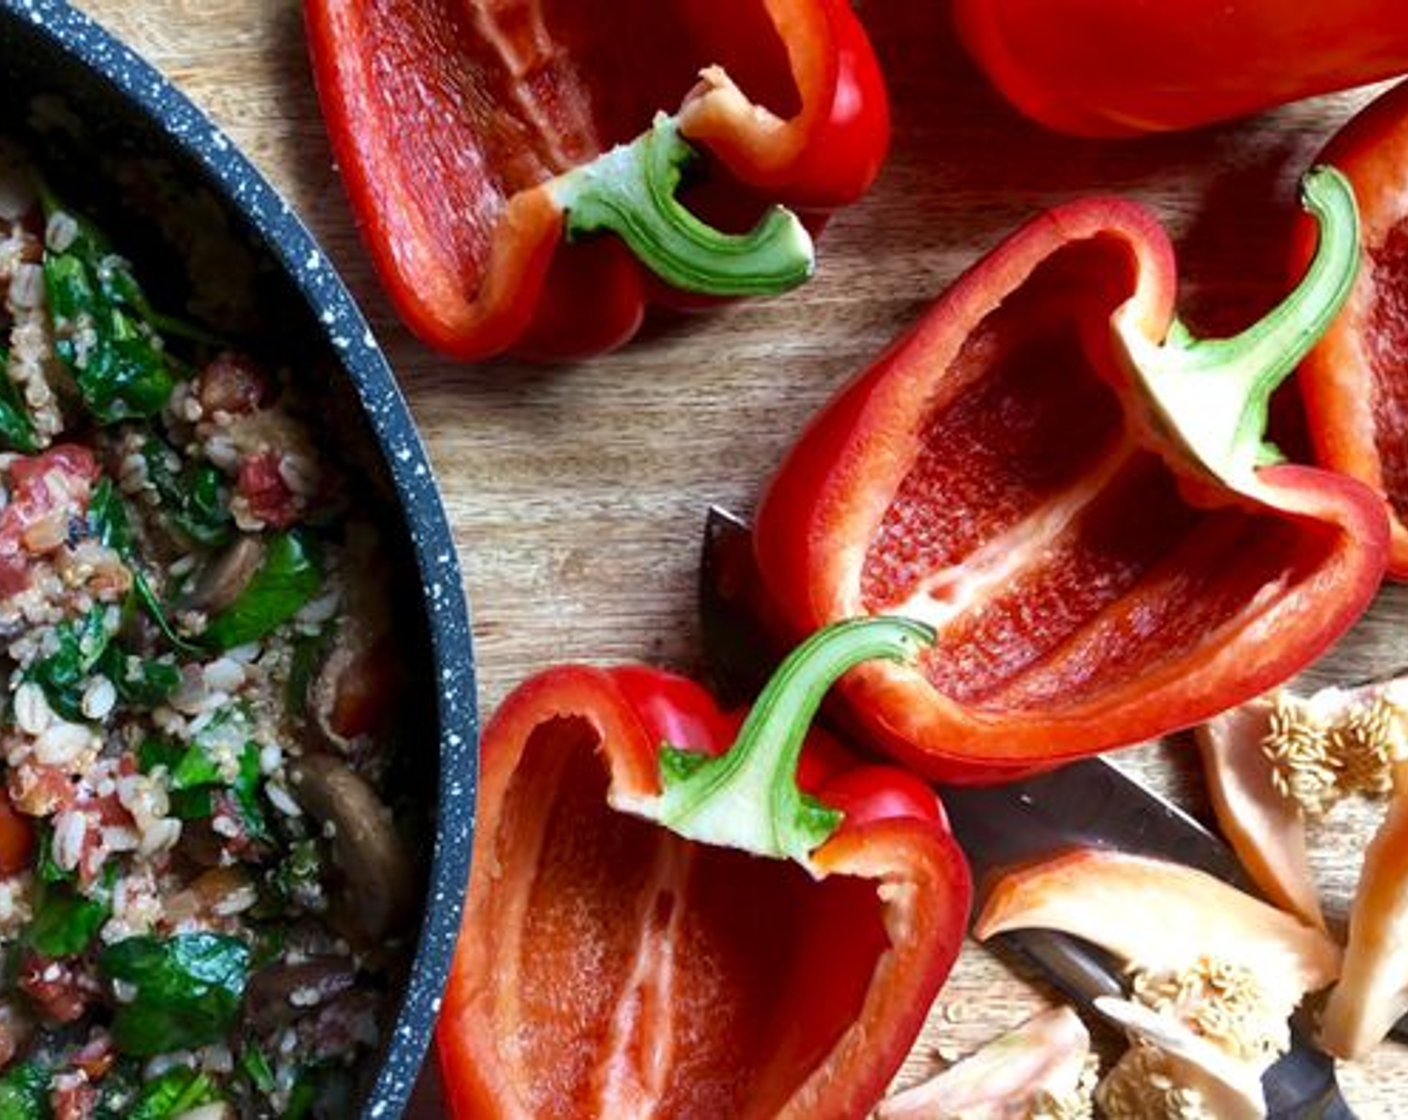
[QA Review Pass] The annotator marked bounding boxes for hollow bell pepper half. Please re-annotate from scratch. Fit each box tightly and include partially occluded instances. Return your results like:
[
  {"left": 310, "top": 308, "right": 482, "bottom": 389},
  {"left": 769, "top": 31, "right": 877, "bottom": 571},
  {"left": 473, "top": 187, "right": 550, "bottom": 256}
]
[
  {"left": 953, "top": 0, "right": 1408, "bottom": 138},
  {"left": 436, "top": 619, "right": 972, "bottom": 1119},
  {"left": 1293, "top": 79, "right": 1408, "bottom": 578},
  {"left": 304, "top": 0, "right": 887, "bottom": 361},
  {"left": 753, "top": 168, "right": 1390, "bottom": 783}
]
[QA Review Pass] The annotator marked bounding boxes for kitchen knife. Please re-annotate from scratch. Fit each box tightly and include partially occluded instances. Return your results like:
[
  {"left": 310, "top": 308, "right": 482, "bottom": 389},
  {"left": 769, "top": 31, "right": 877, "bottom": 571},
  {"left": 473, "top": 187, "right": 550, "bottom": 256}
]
[{"left": 698, "top": 504, "right": 1353, "bottom": 1119}]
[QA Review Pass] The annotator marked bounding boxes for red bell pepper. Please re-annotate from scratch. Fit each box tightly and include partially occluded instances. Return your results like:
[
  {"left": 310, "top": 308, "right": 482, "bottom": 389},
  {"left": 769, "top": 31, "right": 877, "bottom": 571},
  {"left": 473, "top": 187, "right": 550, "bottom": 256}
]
[
  {"left": 953, "top": 0, "right": 1408, "bottom": 138},
  {"left": 436, "top": 619, "right": 971, "bottom": 1118},
  {"left": 304, "top": 0, "right": 887, "bottom": 361},
  {"left": 753, "top": 169, "right": 1389, "bottom": 782},
  {"left": 1293, "top": 79, "right": 1408, "bottom": 577}
]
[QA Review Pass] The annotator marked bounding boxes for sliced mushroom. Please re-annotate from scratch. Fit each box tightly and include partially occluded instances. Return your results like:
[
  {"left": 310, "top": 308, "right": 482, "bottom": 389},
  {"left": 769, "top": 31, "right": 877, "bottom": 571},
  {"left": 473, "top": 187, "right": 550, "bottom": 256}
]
[
  {"left": 306, "top": 623, "right": 396, "bottom": 754},
  {"left": 197, "top": 352, "right": 272, "bottom": 417},
  {"left": 290, "top": 753, "right": 415, "bottom": 940},
  {"left": 186, "top": 534, "right": 265, "bottom": 616},
  {"left": 244, "top": 956, "right": 358, "bottom": 1032}
]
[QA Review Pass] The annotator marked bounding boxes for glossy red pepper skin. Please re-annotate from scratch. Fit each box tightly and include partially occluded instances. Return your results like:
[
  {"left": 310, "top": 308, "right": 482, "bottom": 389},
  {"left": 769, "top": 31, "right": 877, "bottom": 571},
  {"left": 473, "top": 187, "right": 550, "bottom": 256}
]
[
  {"left": 953, "top": 0, "right": 1408, "bottom": 138},
  {"left": 1294, "top": 80, "right": 1408, "bottom": 578},
  {"left": 436, "top": 664, "right": 970, "bottom": 1119},
  {"left": 304, "top": 0, "right": 888, "bottom": 361},
  {"left": 753, "top": 199, "right": 1389, "bottom": 783}
]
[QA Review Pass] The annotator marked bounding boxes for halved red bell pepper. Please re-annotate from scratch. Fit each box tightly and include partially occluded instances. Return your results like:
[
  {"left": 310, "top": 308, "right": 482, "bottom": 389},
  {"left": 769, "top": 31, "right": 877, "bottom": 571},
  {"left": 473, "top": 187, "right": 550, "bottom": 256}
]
[
  {"left": 953, "top": 0, "right": 1408, "bottom": 138},
  {"left": 304, "top": 0, "right": 887, "bottom": 361},
  {"left": 1294, "top": 79, "right": 1408, "bottom": 578},
  {"left": 436, "top": 619, "right": 971, "bottom": 1118},
  {"left": 753, "top": 169, "right": 1389, "bottom": 782}
]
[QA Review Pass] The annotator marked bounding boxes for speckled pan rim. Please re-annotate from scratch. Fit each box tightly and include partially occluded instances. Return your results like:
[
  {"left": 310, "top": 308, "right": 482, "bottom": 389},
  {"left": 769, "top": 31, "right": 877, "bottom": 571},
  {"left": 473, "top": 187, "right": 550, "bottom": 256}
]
[{"left": 0, "top": 2, "right": 479, "bottom": 1116}]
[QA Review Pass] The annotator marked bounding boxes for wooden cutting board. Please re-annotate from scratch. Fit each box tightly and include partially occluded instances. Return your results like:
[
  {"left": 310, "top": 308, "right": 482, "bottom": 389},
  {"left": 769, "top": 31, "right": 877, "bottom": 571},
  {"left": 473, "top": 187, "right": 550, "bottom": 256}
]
[{"left": 70, "top": 0, "right": 1408, "bottom": 1114}]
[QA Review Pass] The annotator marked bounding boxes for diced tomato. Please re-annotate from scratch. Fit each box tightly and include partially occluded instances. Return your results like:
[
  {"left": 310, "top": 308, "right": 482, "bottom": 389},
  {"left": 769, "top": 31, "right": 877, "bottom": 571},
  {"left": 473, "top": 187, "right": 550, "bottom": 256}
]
[
  {"left": 19, "top": 955, "right": 98, "bottom": 1024},
  {"left": 0, "top": 791, "right": 34, "bottom": 877},
  {"left": 237, "top": 450, "right": 299, "bottom": 529},
  {"left": 51, "top": 1075, "right": 96, "bottom": 1120},
  {"left": 8, "top": 764, "right": 76, "bottom": 818},
  {"left": 0, "top": 445, "right": 101, "bottom": 596},
  {"left": 71, "top": 1032, "right": 114, "bottom": 1082}
]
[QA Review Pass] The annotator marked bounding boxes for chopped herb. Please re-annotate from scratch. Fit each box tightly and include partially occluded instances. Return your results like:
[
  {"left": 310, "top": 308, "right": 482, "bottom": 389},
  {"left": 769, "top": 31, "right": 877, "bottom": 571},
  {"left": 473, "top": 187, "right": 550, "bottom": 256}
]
[
  {"left": 203, "top": 530, "right": 321, "bottom": 650},
  {"left": 99, "top": 933, "right": 250, "bottom": 1056},
  {"left": 0, "top": 1060, "right": 50, "bottom": 1120}
]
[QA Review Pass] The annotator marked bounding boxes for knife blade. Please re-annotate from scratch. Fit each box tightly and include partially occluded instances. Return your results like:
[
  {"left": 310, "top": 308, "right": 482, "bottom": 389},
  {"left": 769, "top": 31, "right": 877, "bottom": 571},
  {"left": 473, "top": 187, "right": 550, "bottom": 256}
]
[{"left": 698, "top": 504, "right": 1354, "bottom": 1119}]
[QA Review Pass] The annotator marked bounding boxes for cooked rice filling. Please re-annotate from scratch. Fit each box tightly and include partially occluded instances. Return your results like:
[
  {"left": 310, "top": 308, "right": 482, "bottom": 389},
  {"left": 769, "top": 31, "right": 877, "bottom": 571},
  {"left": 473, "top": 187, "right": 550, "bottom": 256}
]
[{"left": 0, "top": 151, "right": 413, "bottom": 1120}]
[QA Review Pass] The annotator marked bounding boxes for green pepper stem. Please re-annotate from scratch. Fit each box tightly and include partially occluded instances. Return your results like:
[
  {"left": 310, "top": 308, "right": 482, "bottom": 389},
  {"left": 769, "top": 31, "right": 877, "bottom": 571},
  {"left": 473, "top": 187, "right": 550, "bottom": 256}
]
[
  {"left": 614, "top": 617, "right": 935, "bottom": 870},
  {"left": 549, "top": 113, "right": 814, "bottom": 297},
  {"left": 1128, "top": 165, "right": 1359, "bottom": 488}
]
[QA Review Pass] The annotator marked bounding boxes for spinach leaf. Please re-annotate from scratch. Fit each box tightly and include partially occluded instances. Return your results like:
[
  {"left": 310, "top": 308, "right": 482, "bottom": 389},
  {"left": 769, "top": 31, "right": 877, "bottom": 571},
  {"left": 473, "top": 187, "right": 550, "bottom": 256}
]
[
  {"left": 32, "top": 825, "right": 69, "bottom": 886},
  {"left": 43, "top": 253, "right": 174, "bottom": 424},
  {"left": 99, "top": 933, "right": 251, "bottom": 1056},
  {"left": 25, "top": 882, "right": 109, "bottom": 958},
  {"left": 171, "top": 708, "right": 247, "bottom": 790},
  {"left": 125, "top": 1069, "right": 218, "bottom": 1120},
  {"left": 170, "top": 745, "right": 221, "bottom": 791},
  {"left": 136, "top": 737, "right": 182, "bottom": 774},
  {"left": 0, "top": 1060, "right": 50, "bottom": 1120},
  {"left": 137, "top": 739, "right": 214, "bottom": 820},
  {"left": 39, "top": 196, "right": 180, "bottom": 424},
  {"left": 259, "top": 838, "right": 321, "bottom": 921},
  {"left": 203, "top": 530, "right": 321, "bottom": 650},
  {"left": 0, "top": 348, "right": 36, "bottom": 455},
  {"left": 239, "top": 1044, "right": 275, "bottom": 1094},
  {"left": 101, "top": 648, "right": 180, "bottom": 710},
  {"left": 88, "top": 478, "right": 197, "bottom": 655},
  {"left": 285, "top": 626, "right": 334, "bottom": 722},
  {"left": 141, "top": 437, "right": 231, "bottom": 548},
  {"left": 232, "top": 742, "right": 271, "bottom": 844},
  {"left": 168, "top": 787, "right": 214, "bottom": 821},
  {"left": 26, "top": 604, "right": 119, "bottom": 721},
  {"left": 86, "top": 476, "right": 130, "bottom": 552},
  {"left": 285, "top": 1066, "right": 322, "bottom": 1120},
  {"left": 92, "top": 1059, "right": 142, "bottom": 1120}
]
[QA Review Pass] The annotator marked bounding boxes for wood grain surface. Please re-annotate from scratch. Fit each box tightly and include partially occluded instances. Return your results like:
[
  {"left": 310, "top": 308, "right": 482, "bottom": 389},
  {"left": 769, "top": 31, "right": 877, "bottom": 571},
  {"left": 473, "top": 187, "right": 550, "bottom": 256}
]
[{"left": 66, "top": 0, "right": 1408, "bottom": 1114}]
